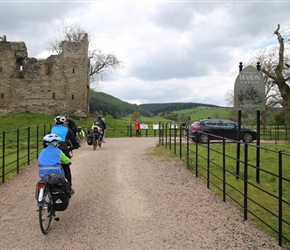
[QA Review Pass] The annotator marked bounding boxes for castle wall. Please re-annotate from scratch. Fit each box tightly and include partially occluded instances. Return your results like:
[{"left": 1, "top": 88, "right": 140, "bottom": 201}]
[{"left": 0, "top": 35, "right": 90, "bottom": 118}]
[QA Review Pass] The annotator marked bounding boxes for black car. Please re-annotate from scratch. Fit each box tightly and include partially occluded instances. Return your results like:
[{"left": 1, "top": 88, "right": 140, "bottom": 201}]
[{"left": 188, "top": 118, "right": 257, "bottom": 143}]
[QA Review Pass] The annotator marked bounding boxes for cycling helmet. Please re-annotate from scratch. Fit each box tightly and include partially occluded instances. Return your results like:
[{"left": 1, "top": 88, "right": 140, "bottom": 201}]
[
  {"left": 43, "top": 134, "right": 61, "bottom": 146},
  {"left": 94, "top": 121, "right": 101, "bottom": 126},
  {"left": 54, "top": 115, "right": 66, "bottom": 124},
  {"left": 98, "top": 115, "right": 102, "bottom": 119}
]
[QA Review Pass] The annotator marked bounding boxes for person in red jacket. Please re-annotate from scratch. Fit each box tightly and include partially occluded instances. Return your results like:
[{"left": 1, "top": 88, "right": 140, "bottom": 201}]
[{"left": 135, "top": 119, "right": 141, "bottom": 137}]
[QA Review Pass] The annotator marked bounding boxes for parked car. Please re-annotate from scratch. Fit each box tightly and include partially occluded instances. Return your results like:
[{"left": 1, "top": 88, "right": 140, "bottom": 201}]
[{"left": 188, "top": 118, "right": 257, "bottom": 143}]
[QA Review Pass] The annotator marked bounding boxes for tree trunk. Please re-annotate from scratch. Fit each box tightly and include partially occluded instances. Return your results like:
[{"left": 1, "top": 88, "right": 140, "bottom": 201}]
[{"left": 261, "top": 24, "right": 290, "bottom": 132}]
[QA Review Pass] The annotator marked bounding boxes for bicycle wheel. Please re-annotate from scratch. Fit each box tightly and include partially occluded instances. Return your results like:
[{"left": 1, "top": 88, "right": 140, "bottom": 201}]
[
  {"left": 93, "top": 138, "right": 97, "bottom": 150},
  {"left": 38, "top": 187, "right": 53, "bottom": 234}
]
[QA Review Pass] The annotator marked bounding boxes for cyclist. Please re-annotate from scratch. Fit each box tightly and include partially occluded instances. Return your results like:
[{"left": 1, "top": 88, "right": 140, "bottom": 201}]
[
  {"left": 38, "top": 134, "right": 72, "bottom": 194},
  {"left": 66, "top": 117, "right": 79, "bottom": 137},
  {"left": 48, "top": 115, "right": 80, "bottom": 192},
  {"left": 93, "top": 115, "right": 106, "bottom": 142},
  {"left": 101, "top": 118, "right": 106, "bottom": 143},
  {"left": 38, "top": 134, "right": 71, "bottom": 178}
]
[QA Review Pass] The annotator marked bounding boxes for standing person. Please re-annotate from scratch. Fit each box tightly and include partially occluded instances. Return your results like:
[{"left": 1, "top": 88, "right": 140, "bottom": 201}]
[
  {"left": 101, "top": 117, "right": 106, "bottom": 143},
  {"left": 135, "top": 119, "right": 141, "bottom": 137},
  {"left": 48, "top": 115, "right": 80, "bottom": 192},
  {"left": 181, "top": 122, "right": 188, "bottom": 137}
]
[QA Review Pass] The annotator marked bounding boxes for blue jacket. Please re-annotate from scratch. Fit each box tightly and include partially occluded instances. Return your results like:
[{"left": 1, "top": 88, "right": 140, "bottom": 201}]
[
  {"left": 38, "top": 145, "right": 64, "bottom": 178},
  {"left": 49, "top": 124, "right": 80, "bottom": 154},
  {"left": 51, "top": 124, "right": 68, "bottom": 142}
]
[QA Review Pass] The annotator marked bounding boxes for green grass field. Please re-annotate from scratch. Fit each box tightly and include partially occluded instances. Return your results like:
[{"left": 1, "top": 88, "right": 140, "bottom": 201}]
[{"left": 172, "top": 106, "right": 231, "bottom": 120}]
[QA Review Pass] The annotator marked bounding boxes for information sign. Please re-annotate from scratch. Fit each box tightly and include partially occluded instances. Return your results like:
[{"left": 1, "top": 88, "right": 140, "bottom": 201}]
[{"left": 234, "top": 65, "right": 265, "bottom": 111}]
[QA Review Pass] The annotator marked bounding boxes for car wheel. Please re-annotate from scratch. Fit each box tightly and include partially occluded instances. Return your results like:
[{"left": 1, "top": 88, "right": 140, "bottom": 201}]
[
  {"left": 199, "top": 133, "right": 209, "bottom": 143},
  {"left": 243, "top": 132, "right": 253, "bottom": 143}
]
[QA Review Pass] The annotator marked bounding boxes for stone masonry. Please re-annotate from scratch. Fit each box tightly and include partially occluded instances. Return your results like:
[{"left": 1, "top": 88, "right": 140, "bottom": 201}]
[{"left": 0, "top": 35, "right": 90, "bottom": 118}]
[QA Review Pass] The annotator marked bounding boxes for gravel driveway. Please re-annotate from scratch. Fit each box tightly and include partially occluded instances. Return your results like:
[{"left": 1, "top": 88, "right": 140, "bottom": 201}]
[{"left": 0, "top": 137, "right": 284, "bottom": 250}]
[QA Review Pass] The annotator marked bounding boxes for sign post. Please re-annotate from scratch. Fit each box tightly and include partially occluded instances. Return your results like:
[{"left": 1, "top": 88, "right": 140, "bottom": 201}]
[
  {"left": 234, "top": 63, "right": 265, "bottom": 183},
  {"left": 234, "top": 65, "right": 265, "bottom": 111}
]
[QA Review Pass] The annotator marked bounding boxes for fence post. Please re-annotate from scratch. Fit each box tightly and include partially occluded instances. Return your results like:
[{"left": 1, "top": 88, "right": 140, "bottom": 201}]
[
  {"left": 195, "top": 134, "right": 198, "bottom": 177},
  {"left": 278, "top": 151, "right": 283, "bottom": 246},
  {"left": 243, "top": 143, "right": 248, "bottom": 221},
  {"left": 222, "top": 138, "right": 226, "bottom": 202},
  {"left": 37, "top": 125, "right": 39, "bottom": 157},
  {"left": 28, "top": 127, "right": 31, "bottom": 165},
  {"left": 207, "top": 138, "right": 210, "bottom": 188},
  {"left": 179, "top": 126, "right": 182, "bottom": 159},
  {"left": 2, "top": 131, "right": 5, "bottom": 183},
  {"left": 17, "top": 129, "right": 20, "bottom": 174},
  {"left": 169, "top": 124, "right": 172, "bottom": 150},
  {"left": 165, "top": 123, "right": 168, "bottom": 148}
]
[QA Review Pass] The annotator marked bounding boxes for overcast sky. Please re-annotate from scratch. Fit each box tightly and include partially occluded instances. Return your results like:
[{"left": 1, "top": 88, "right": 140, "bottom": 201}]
[{"left": 1, "top": 0, "right": 290, "bottom": 106}]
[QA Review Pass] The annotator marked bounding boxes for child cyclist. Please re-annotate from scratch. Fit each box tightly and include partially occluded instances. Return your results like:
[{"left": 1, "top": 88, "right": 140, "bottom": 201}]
[{"left": 38, "top": 133, "right": 74, "bottom": 195}]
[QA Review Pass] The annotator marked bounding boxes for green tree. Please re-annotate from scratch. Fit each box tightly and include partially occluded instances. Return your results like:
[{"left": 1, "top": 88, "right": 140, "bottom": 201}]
[
  {"left": 271, "top": 110, "right": 284, "bottom": 124},
  {"left": 131, "top": 112, "right": 140, "bottom": 121}
]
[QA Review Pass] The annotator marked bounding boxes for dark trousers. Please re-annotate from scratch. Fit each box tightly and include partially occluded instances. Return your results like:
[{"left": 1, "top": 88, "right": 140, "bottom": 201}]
[
  {"left": 62, "top": 164, "right": 72, "bottom": 185},
  {"left": 62, "top": 150, "right": 72, "bottom": 186}
]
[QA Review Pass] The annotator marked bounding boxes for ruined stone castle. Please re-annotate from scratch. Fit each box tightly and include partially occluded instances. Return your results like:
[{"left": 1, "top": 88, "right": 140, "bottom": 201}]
[{"left": 0, "top": 34, "right": 90, "bottom": 118}]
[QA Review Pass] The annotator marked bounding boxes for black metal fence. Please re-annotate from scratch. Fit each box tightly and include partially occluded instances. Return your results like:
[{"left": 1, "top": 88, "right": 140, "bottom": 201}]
[
  {"left": 1, "top": 122, "right": 290, "bottom": 185},
  {"left": 158, "top": 123, "right": 290, "bottom": 248},
  {"left": 0, "top": 125, "right": 51, "bottom": 184},
  {"left": 127, "top": 122, "right": 290, "bottom": 142}
]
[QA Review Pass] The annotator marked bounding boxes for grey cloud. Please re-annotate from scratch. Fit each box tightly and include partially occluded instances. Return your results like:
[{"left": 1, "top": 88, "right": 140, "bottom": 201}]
[{"left": 0, "top": 2, "right": 91, "bottom": 56}]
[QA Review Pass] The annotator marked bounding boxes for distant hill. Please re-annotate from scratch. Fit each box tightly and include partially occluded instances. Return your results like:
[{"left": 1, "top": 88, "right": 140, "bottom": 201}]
[
  {"left": 89, "top": 91, "right": 223, "bottom": 118},
  {"left": 89, "top": 91, "right": 151, "bottom": 118},
  {"left": 139, "top": 102, "right": 221, "bottom": 116}
]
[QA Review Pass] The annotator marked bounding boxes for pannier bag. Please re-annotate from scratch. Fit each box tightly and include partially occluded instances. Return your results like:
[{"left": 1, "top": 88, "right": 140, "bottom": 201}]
[
  {"left": 48, "top": 174, "right": 70, "bottom": 211},
  {"left": 51, "top": 185, "right": 70, "bottom": 211},
  {"left": 87, "top": 134, "right": 93, "bottom": 145}
]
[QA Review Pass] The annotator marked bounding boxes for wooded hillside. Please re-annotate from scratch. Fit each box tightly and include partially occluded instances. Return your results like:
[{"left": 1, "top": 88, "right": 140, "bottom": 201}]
[{"left": 89, "top": 90, "right": 222, "bottom": 118}]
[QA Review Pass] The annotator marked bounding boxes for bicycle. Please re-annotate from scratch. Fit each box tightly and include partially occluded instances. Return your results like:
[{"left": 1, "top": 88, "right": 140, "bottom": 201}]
[
  {"left": 75, "top": 127, "right": 87, "bottom": 145},
  {"left": 92, "top": 126, "right": 102, "bottom": 150},
  {"left": 36, "top": 174, "right": 70, "bottom": 234}
]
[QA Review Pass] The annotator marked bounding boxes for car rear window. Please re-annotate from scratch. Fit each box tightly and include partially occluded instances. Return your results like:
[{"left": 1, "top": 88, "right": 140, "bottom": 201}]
[
  {"left": 204, "top": 120, "right": 219, "bottom": 126},
  {"left": 192, "top": 122, "right": 200, "bottom": 126}
]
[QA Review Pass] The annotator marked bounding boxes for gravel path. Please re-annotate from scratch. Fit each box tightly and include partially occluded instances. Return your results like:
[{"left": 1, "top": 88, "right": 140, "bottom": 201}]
[{"left": 0, "top": 137, "right": 284, "bottom": 250}]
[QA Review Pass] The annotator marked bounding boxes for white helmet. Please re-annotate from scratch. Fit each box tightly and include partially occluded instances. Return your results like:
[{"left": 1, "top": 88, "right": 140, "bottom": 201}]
[
  {"left": 54, "top": 115, "right": 66, "bottom": 124},
  {"left": 43, "top": 134, "right": 61, "bottom": 146}
]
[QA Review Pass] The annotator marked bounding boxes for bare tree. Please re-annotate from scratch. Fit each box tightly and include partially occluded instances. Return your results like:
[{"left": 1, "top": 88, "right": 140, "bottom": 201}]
[
  {"left": 46, "top": 22, "right": 123, "bottom": 88},
  {"left": 261, "top": 24, "right": 290, "bottom": 129},
  {"left": 89, "top": 49, "right": 122, "bottom": 81},
  {"left": 46, "top": 22, "right": 90, "bottom": 53}
]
